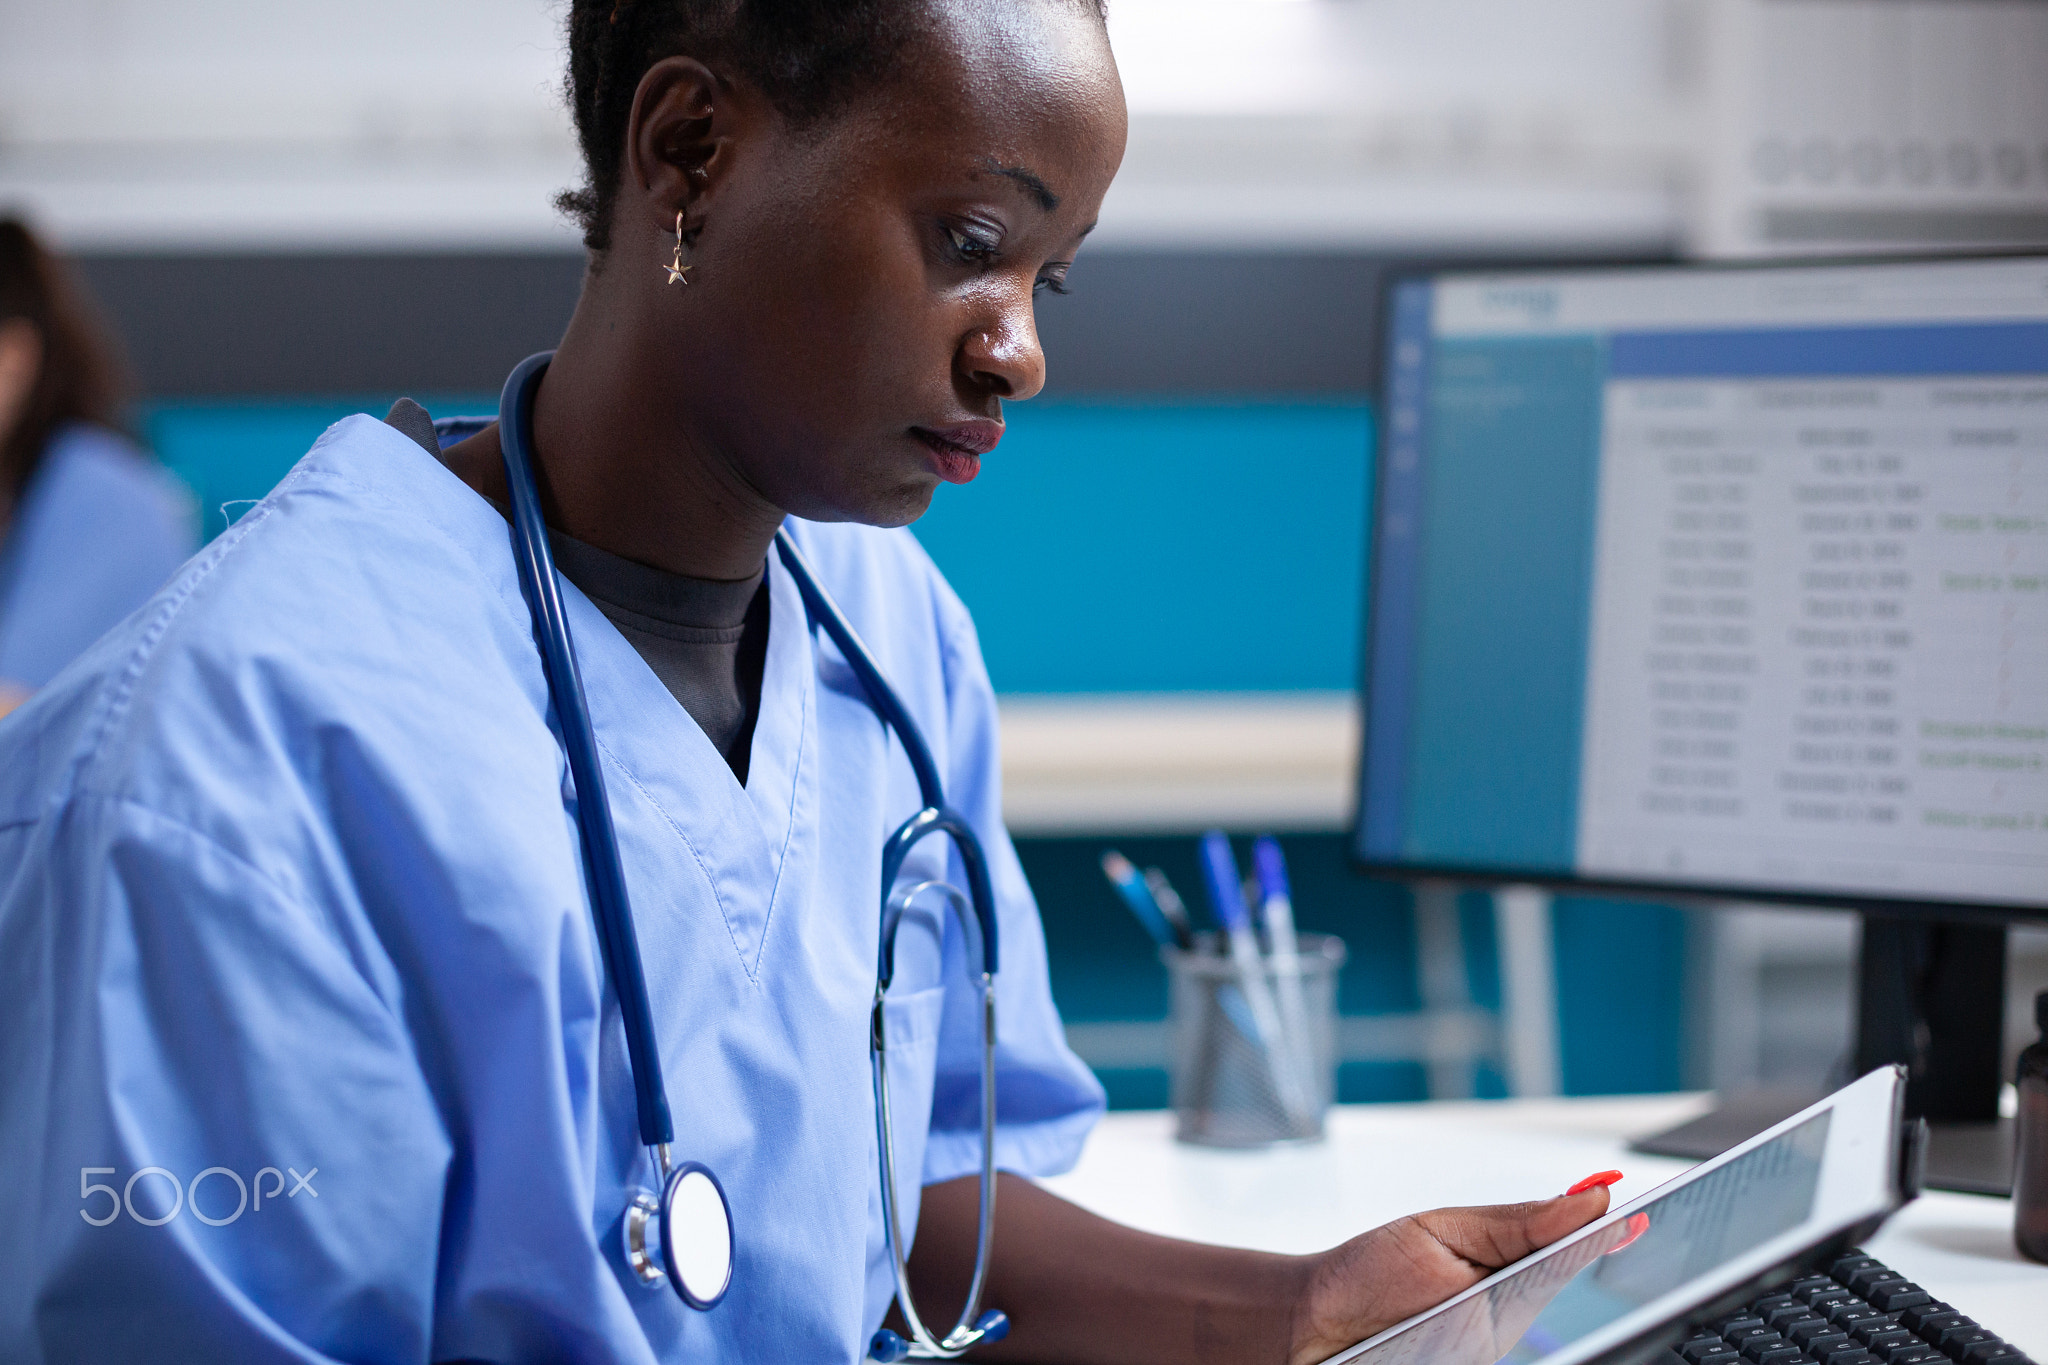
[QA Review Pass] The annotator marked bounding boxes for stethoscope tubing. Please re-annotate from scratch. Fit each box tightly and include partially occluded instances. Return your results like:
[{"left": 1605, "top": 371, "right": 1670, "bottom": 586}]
[
  {"left": 773, "top": 532, "right": 999, "bottom": 983},
  {"left": 499, "top": 352, "right": 675, "bottom": 1152},
  {"left": 772, "top": 530, "right": 946, "bottom": 814}
]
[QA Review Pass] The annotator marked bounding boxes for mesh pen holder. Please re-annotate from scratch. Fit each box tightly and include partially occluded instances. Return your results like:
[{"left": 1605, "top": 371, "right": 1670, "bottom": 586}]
[{"left": 1164, "top": 932, "right": 1346, "bottom": 1148}]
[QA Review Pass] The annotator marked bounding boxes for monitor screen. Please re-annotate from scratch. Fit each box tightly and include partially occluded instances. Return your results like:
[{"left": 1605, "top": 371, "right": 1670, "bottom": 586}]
[{"left": 1355, "top": 255, "right": 2048, "bottom": 913}]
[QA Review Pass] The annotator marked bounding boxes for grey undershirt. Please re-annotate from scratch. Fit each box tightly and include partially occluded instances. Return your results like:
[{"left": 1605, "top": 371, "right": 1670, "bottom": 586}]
[{"left": 386, "top": 399, "right": 769, "bottom": 783}]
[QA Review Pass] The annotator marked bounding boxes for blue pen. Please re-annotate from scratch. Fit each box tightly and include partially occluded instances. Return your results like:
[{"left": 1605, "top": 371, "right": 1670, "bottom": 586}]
[
  {"left": 1199, "top": 831, "right": 1312, "bottom": 1124},
  {"left": 1252, "top": 836, "right": 1302, "bottom": 967},
  {"left": 1100, "top": 850, "right": 1178, "bottom": 948}
]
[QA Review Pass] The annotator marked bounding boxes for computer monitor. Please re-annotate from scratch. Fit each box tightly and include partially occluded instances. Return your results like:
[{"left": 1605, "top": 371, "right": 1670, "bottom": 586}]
[{"left": 1352, "top": 253, "right": 2048, "bottom": 1190}]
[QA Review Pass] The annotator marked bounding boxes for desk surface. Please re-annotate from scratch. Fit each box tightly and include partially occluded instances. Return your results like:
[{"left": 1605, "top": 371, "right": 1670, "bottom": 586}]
[{"left": 1041, "top": 1094, "right": 2048, "bottom": 1359}]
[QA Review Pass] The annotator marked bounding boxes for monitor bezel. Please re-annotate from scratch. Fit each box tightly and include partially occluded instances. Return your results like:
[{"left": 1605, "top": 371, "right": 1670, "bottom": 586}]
[{"left": 1349, "top": 248, "right": 2048, "bottom": 926}]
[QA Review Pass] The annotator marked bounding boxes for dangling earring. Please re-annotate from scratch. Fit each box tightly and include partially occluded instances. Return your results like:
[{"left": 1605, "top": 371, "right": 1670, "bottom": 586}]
[{"left": 663, "top": 210, "right": 693, "bottom": 285}]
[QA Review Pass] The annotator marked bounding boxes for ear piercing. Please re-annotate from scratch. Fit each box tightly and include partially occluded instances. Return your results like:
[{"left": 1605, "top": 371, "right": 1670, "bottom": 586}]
[{"left": 664, "top": 211, "right": 692, "bottom": 285}]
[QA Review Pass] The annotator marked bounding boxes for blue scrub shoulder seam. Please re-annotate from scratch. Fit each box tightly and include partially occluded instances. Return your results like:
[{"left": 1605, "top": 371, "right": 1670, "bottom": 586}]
[
  {"left": 65, "top": 493, "right": 291, "bottom": 800},
  {"left": 302, "top": 425, "right": 542, "bottom": 642}
]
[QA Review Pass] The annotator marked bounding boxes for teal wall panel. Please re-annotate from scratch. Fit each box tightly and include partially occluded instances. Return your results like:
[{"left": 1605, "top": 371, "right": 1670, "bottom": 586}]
[
  {"left": 910, "top": 400, "right": 1374, "bottom": 694},
  {"left": 1552, "top": 897, "right": 1689, "bottom": 1096},
  {"left": 143, "top": 394, "right": 493, "bottom": 541},
  {"left": 143, "top": 398, "right": 1377, "bottom": 698},
  {"left": 1017, "top": 834, "right": 1428, "bottom": 1110},
  {"left": 1022, "top": 835, "right": 1690, "bottom": 1110}
]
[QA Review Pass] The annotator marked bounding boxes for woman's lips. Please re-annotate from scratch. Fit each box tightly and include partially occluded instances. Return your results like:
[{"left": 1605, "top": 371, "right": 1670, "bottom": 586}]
[{"left": 912, "top": 421, "right": 1003, "bottom": 485}]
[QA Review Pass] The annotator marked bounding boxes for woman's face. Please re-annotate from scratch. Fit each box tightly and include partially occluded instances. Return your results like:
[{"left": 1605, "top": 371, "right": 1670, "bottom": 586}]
[{"left": 658, "top": 0, "right": 1126, "bottom": 528}]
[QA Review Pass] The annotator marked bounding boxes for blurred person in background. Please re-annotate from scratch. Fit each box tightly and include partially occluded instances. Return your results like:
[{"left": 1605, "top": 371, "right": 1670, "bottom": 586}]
[{"left": 0, "top": 218, "right": 194, "bottom": 718}]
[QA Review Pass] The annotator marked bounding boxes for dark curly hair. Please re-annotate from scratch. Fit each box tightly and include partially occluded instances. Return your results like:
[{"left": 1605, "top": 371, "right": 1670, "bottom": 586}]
[{"left": 557, "top": 0, "right": 1108, "bottom": 252}]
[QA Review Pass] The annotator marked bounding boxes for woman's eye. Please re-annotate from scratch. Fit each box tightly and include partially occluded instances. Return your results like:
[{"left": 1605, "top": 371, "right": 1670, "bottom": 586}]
[
  {"left": 944, "top": 224, "right": 1001, "bottom": 265},
  {"left": 1034, "top": 272, "right": 1072, "bottom": 297}
]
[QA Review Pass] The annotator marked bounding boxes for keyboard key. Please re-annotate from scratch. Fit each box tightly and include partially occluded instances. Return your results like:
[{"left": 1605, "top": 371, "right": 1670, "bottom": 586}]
[
  {"left": 1868, "top": 1284, "right": 1933, "bottom": 1313},
  {"left": 1791, "top": 1276, "right": 1840, "bottom": 1298},
  {"left": 1790, "top": 1323, "right": 1849, "bottom": 1355},
  {"left": 1903, "top": 1307, "right": 1961, "bottom": 1335},
  {"left": 1722, "top": 1319, "right": 1774, "bottom": 1344},
  {"left": 1754, "top": 1296, "right": 1800, "bottom": 1317},
  {"left": 1808, "top": 1289, "right": 1859, "bottom": 1314},
  {"left": 1830, "top": 1254, "right": 1881, "bottom": 1281},
  {"left": 1936, "top": 1326, "right": 1994, "bottom": 1358},
  {"left": 1848, "top": 1267, "right": 1902, "bottom": 1296},
  {"left": 1959, "top": 1344, "right": 2026, "bottom": 1365},
  {"left": 1682, "top": 1336, "right": 1729, "bottom": 1364},
  {"left": 1832, "top": 1305, "right": 1885, "bottom": 1331},
  {"left": 1885, "top": 1349, "right": 1945, "bottom": 1365},
  {"left": 1746, "top": 1344, "right": 1803, "bottom": 1365},
  {"left": 1819, "top": 1350, "right": 1880, "bottom": 1365},
  {"left": 1860, "top": 1329, "right": 1917, "bottom": 1355},
  {"left": 1769, "top": 1303, "right": 1822, "bottom": 1331}
]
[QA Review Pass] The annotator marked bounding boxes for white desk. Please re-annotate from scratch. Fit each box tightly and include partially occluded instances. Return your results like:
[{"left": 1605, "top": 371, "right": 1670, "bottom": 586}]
[{"left": 1042, "top": 1094, "right": 2048, "bottom": 1359}]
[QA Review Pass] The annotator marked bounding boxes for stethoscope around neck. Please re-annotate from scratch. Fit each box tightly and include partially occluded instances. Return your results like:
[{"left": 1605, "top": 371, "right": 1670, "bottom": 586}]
[{"left": 494, "top": 352, "right": 1008, "bottom": 1360}]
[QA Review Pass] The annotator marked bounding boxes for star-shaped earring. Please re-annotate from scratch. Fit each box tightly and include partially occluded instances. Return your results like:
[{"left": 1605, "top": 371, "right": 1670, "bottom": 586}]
[{"left": 663, "top": 210, "right": 692, "bottom": 285}]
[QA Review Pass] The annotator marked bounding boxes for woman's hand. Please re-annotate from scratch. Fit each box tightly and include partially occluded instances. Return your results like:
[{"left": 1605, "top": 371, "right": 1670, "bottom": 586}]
[
  {"left": 1286, "top": 1184, "right": 1615, "bottom": 1365},
  {"left": 911, "top": 1172, "right": 1617, "bottom": 1365}
]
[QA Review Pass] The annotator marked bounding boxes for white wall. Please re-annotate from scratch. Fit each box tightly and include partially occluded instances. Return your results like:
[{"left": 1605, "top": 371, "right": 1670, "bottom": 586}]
[
  {"left": 1103, "top": 0, "right": 1692, "bottom": 249},
  {"left": 0, "top": 0, "right": 581, "bottom": 249},
  {"left": 1696, "top": 0, "right": 2048, "bottom": 256},
  {"left": 0, "top": 0, "right": 1695, "bottom": 252}
]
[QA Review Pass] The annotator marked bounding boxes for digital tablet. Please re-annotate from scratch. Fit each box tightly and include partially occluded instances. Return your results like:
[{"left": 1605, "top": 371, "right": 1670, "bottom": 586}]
[{"left": 1318, "top": 1066, "right": 1914, "bottom": 1365}]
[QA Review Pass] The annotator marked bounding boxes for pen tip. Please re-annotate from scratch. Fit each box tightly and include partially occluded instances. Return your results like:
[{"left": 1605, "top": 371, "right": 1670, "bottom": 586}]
[{"left": 1100, "top": 850, "right": 1134, "bottom": 880}]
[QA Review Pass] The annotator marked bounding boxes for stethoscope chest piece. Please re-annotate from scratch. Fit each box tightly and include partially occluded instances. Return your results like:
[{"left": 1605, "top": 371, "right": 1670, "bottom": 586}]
[{"left": 625, "top": 1161, "right": 734, "bottom": 1309}]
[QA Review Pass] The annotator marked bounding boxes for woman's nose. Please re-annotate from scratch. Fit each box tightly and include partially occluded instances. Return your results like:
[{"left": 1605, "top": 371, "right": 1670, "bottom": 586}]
[{"left": 957, "top": 298, "right": 1045, "bottom": 402}]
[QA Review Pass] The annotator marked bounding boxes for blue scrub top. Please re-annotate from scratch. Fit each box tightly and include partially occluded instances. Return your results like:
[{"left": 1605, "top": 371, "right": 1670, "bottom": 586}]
[
  {"left": 0, "top": 415, "right": 1103, "bottom": 1363},
  {"left": 0, "top": 421, "right": 195, "bottom": 691}
]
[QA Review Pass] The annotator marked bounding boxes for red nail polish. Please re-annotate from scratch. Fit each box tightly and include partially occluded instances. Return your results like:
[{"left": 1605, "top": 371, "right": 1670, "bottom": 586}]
[{"left": 1566, "top": 1170, "right": 1624, "bottom": 1196}]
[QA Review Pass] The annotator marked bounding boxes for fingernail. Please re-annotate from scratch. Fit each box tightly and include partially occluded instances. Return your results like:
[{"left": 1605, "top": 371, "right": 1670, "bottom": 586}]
[{"left": 1566, "top": 1170, "right": 1624, "bottom": 1196}]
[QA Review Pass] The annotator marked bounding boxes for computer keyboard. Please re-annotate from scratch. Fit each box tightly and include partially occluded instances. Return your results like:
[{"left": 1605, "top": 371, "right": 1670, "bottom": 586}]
[{"left": 1671, "top": 1251, "right": 2035, "bottom": 1365}]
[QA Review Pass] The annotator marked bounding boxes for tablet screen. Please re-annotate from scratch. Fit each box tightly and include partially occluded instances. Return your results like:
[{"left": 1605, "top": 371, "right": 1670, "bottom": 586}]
[{"left": 1340, "top": 1112, "right": 1831, "bottom": 1365}]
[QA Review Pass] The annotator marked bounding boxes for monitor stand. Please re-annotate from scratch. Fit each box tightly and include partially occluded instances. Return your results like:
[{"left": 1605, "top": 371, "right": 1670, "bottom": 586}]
[{"left": 1631, "top": 914, "right": 2013, "bottom": 1196}]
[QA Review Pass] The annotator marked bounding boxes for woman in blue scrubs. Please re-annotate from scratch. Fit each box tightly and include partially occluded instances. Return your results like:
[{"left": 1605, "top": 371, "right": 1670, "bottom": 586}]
[
  {"left": 0, "top": 220, "right": 193, "bottom": 717},
  {"left": 0, "top": 4, "right": 1611, "bottom": 1362}
]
